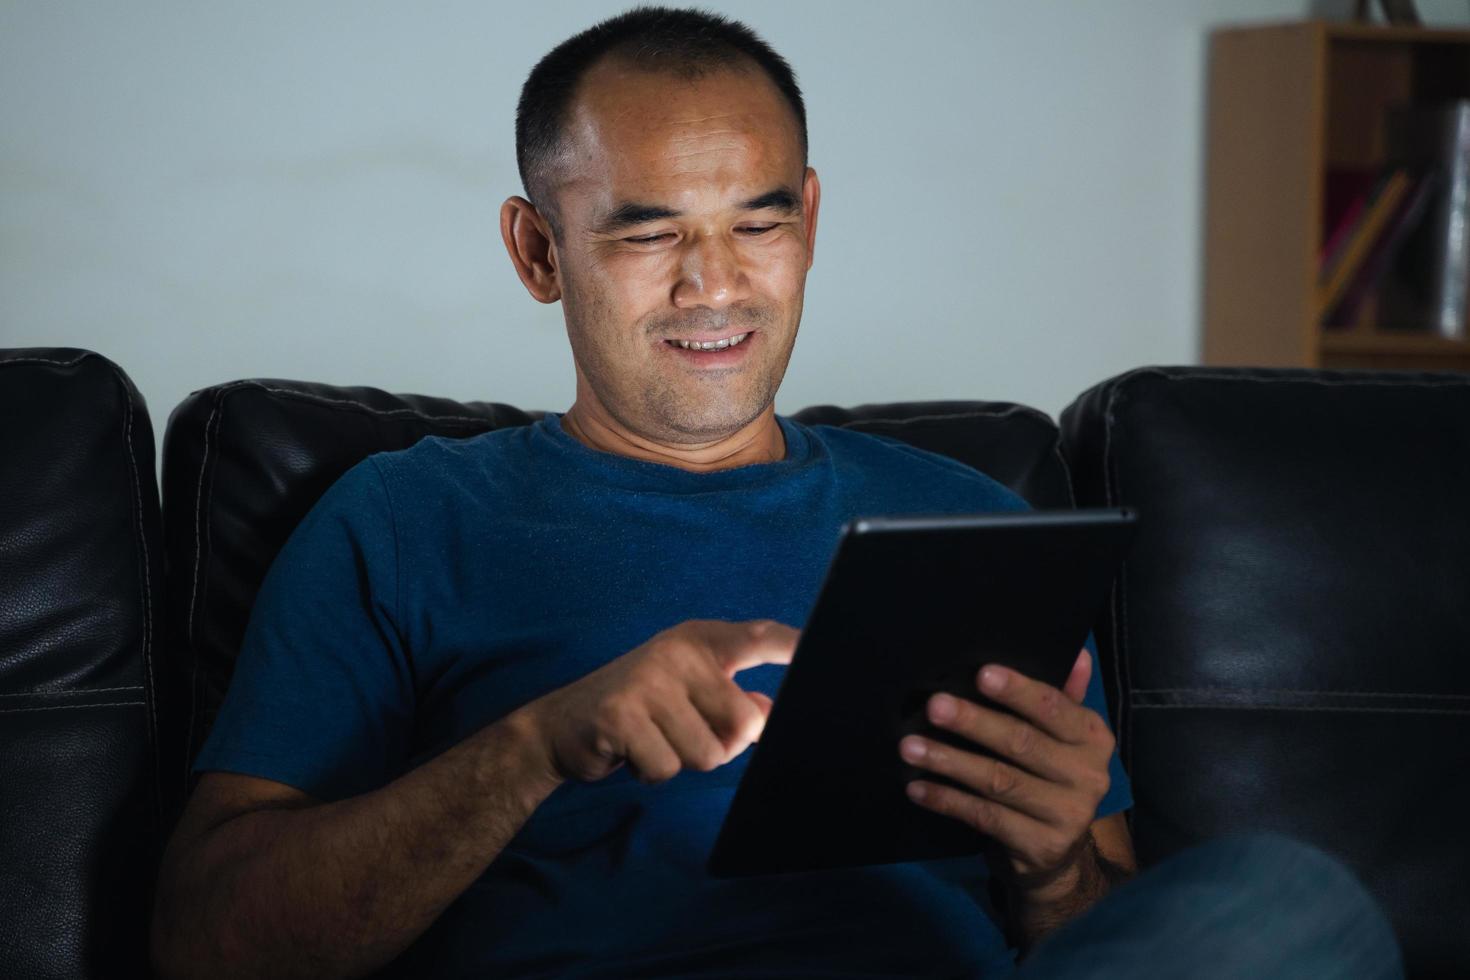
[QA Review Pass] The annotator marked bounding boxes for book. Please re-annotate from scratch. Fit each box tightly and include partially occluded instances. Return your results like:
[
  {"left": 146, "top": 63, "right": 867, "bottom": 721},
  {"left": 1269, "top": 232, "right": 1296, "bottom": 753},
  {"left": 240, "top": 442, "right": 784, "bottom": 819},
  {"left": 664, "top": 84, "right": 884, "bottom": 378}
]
[
  {"left": 1320, "top": 168, "right": 1378, "bottom": 263},
  {"left": 1323, "top": 172, "right": 1437, "bottom": 328},
  {"left": 1378, "top": 103, "right": 1470, "bottom": 338},
  {"left": 1316, "top": 169, "right": 1411, "bottom": 316}
]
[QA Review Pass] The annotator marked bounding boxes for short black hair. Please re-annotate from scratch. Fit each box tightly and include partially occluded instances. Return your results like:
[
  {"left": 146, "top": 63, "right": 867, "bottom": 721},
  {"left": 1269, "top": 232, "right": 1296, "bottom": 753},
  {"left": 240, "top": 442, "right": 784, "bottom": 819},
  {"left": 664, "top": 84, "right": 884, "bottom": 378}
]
[{"left": 515, "top": 6, "right": 807, "bottom": 238}]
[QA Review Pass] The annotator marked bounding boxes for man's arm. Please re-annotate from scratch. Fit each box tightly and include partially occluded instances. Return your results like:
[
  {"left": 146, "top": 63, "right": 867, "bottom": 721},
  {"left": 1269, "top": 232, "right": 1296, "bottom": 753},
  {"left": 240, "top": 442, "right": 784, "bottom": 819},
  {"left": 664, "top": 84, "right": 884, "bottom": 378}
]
[
  {"left": 151, "top": 620, "right": 795, "bottom": 980},
  {"left": 151, "top": 708, "right": 560, "bottom": 980},
  {"left": 997, "top": 811, "right": 1137, "bottom": 950}
]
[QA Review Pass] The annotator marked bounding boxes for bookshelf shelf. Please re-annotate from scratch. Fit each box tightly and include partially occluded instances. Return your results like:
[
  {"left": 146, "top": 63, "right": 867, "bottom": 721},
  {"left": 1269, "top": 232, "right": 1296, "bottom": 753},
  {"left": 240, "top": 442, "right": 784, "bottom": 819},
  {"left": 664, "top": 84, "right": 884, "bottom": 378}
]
[
  {"left": 1316, "top": 328, "right": 1470, "bottom": 371},
  {"left": 1320, "top": 330, "right": 1470, "bottom": 354},
  {"left": 1204, "top": 20, "right": 1470, "bottom": 373}
]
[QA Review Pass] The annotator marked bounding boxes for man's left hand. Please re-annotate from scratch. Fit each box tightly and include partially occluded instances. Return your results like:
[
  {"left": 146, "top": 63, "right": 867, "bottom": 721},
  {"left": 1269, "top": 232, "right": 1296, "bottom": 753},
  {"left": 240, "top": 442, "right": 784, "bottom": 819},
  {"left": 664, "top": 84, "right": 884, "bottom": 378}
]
[{"left": 899, "top": 649, "right": 1113, "bottom": 896}]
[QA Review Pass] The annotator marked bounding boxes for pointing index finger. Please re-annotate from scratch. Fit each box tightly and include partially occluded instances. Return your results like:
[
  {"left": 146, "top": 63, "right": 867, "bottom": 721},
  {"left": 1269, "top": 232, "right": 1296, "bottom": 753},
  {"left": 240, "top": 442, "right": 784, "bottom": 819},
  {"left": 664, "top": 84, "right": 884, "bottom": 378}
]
[{"left": 708, "top": 619, "right": 799, "bottom": 674}]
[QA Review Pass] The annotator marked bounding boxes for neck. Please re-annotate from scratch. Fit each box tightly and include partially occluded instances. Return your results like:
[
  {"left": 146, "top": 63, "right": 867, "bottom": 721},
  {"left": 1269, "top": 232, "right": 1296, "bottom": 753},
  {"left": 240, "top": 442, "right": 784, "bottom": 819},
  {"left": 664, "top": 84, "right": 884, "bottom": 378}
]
[{"left": 560, "top": 400, "right": 786, "bottom": 473}]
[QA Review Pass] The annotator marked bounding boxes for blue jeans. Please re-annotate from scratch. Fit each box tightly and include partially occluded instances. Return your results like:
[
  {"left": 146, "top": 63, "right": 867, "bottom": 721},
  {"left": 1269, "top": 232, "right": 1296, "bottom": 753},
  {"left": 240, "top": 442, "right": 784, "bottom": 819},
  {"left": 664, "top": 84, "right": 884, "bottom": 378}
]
[{"left": 1016, "top": 834, "right": 1403, "bottom": 979}]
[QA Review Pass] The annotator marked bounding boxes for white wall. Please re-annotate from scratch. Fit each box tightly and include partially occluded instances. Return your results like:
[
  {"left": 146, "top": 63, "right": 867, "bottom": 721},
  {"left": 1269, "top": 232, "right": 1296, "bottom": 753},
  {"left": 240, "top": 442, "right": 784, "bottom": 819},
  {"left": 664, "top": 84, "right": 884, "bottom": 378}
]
[{"left": 5, "top": 1, "right": 1466, "bottom": 449}]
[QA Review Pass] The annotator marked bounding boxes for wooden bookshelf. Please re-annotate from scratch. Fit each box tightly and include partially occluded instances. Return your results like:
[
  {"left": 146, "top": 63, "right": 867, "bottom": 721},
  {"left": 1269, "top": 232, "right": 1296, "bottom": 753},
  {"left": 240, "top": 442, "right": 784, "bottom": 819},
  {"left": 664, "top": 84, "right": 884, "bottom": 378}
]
[{"left": 1204, "top": 20, "right": 1470, "bottom": 371}]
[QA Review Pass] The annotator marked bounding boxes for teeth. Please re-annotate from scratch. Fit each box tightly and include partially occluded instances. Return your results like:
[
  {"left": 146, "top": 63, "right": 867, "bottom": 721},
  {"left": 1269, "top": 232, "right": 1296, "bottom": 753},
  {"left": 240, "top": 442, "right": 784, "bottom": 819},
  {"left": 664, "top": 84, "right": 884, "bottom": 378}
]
[{"left": 675, "top": 332, "right": 749, "bottom": 351}]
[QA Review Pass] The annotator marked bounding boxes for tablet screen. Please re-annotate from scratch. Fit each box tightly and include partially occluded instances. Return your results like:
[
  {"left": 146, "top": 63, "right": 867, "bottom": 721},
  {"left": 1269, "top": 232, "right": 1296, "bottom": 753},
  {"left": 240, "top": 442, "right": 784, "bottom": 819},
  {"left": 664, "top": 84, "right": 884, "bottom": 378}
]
[{"left": 707, "top": 508, "right": 1137, "bottom": 877}]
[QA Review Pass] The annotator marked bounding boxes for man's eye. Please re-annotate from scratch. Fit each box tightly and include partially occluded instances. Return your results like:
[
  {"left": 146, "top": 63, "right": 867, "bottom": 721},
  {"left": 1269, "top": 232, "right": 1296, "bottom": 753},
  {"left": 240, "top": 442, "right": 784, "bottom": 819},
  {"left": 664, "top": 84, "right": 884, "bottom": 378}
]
[
  {"left": 740, "top": 225, "right": 777, "bottom": 235},
  {"left": 627, "top": 233, "right": 674, "bottom": 244}
]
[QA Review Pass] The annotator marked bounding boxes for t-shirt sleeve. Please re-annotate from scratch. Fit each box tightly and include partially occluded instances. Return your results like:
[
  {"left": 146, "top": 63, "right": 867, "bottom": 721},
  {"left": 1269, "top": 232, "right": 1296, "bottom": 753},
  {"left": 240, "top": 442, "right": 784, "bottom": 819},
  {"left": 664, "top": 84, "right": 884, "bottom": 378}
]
[
  {"left": 191, "top": 456, "right": 413, "bottom": 801},
  {"left": 1080, "top": 630, "right": 1133, "bottom": 819}
]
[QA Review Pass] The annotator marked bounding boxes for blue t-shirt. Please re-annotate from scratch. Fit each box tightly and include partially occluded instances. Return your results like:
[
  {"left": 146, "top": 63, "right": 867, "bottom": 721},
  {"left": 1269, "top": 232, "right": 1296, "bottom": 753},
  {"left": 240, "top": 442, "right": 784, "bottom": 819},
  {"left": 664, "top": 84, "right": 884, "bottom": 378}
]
[{"left": 195, "top": 414, "right": 1133, "bottom": 978}]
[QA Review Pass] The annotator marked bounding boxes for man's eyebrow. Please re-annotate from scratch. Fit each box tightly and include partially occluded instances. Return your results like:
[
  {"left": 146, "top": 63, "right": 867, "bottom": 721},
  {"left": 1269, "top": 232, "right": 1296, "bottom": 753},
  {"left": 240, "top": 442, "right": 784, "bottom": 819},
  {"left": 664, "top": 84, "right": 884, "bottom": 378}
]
[
  {"left": 593, "top": 188, "right": 802, "bottom": 235},
  {"left": 594, "top": 203, "right": 683, "bottom": 234},
  {"left": 737, "top": 188, "right": 801, "bottom": 214}
]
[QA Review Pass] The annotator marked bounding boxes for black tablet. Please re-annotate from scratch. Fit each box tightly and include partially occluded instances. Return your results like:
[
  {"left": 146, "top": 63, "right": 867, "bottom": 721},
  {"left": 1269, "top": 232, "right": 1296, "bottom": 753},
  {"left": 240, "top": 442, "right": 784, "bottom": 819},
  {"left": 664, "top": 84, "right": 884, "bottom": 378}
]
[{"left": 707, "top": 508, "right": 1137, "bottom": 878}]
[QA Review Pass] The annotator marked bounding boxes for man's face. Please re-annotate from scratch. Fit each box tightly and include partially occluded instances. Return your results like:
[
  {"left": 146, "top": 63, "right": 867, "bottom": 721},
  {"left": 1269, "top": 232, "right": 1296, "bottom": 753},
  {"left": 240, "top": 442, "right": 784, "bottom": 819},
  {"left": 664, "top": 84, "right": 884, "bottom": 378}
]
[{"left": 544, "top": 59, "right": 818, "bottom": 445}]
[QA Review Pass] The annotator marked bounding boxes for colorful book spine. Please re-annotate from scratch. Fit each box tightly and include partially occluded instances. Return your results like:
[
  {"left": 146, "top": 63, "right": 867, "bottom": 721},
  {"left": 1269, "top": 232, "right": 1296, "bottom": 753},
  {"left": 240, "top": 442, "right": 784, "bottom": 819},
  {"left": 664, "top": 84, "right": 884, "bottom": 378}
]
[
  {"left": 1324, "top": 173, "right": 1437, "bottom": 327},
  {"left": 1316, "top": 170, "right": 1411, "bottom": 317}
]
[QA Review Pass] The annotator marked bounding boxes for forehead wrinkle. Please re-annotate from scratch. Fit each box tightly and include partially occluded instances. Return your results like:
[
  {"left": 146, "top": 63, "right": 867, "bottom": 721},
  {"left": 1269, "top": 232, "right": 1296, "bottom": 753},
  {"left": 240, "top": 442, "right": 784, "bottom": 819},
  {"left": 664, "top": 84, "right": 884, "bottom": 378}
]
[
  {"left": 669, "top": 129, "right": 746, "bottom": 142},
  {"left": 664, "top": 133, "right": 778, "bottom": 165},
  {"left": 663, "top": 148, "right": 745, "bottom": 166},
  {"left": 669, "top": 111, "right": 744, "bottom": 127}
]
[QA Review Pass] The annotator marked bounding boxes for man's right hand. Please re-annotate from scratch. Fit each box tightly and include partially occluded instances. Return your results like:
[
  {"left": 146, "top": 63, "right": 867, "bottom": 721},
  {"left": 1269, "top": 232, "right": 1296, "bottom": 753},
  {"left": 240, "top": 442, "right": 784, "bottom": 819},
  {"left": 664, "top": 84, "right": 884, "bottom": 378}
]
[
  {"left": 153, "top": 621, "right": 796, "bottom": 978},
  {"left": 520, "top": 619, "right": 798, "bottom": 785}
]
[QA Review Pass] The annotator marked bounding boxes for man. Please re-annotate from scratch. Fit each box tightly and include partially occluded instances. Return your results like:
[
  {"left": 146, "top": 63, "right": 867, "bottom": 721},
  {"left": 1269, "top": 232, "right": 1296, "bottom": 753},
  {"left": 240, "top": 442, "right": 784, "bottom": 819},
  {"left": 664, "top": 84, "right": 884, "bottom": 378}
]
[{"left": 151, "top": 8, "right": 1400, "bottom": 979}]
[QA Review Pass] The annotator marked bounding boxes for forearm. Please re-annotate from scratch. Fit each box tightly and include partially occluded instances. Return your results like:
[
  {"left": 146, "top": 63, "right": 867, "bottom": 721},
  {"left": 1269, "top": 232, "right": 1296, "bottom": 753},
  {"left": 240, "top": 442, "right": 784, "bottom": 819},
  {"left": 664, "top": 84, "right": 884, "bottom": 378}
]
[
  {"left": 153, "top": 709, "right": 562, "bottom": 980},
  {"left": 1006, "top": 831, "right": 1134, "bottom": 952}
]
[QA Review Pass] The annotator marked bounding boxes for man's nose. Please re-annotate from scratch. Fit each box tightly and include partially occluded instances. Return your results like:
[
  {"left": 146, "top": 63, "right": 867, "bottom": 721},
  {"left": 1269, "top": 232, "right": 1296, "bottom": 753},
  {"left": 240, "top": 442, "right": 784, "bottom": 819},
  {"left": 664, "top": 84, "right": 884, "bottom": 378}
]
[{"left": 672, "top": 233, "right": 749, "bottom": 310}]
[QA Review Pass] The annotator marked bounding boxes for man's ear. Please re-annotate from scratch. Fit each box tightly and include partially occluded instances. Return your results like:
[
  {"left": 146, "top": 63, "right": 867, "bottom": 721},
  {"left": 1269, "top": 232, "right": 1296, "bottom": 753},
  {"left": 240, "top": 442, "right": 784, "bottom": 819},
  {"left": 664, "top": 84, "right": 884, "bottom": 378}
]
[
  {"left": 801, "top": 167, "right": 821, "bottom": 271},
  {"left": 500, "top": 196, "right": 562, "bottom": 303}
]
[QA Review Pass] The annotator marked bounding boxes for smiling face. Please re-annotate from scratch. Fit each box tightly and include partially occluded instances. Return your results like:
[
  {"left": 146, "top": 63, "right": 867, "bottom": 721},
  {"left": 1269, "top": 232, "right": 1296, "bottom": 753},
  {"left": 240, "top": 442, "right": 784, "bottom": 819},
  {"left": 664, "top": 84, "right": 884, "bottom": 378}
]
[{"left": 515, "top": 57, "right": 819, "bottom": 450}]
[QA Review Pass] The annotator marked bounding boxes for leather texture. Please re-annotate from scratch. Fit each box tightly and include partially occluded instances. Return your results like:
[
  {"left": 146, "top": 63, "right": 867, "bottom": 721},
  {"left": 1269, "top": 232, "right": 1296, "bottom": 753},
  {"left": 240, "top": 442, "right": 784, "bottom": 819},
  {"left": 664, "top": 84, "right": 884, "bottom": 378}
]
[
  {"left": 159, "top": 383, "right": 1072, "bottom": 801},
  {"left": 0, "top": 348, "right": 164, "bottom": 979},
  {"left": 1060, "top": 366, "right": 1470, "bottom": 978},
  {"left": 792, "top": 401, "right": 1075, "bottom": 512}
]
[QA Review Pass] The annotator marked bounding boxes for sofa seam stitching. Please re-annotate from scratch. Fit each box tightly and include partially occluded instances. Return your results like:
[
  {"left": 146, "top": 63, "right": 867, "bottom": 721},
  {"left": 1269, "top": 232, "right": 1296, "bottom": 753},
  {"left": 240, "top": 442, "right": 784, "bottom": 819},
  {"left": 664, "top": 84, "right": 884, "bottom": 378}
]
[
  {"left": 0, "top": 701, "right": 147, "bottom": 714},
  {"left": 248, "top": 384, "right": 499, "bottom": 424},
  {"left": 0, "top": 352, "right": 92, "bottom": 369},
  {"left": 0, "top": 686, "right": 145, "bottom": 697},
  {"left": 185, "top": 386, "right": 226, "bottom": 780},
  {"left": 114, "top": 360, "right": 162, "bottom": 818}
]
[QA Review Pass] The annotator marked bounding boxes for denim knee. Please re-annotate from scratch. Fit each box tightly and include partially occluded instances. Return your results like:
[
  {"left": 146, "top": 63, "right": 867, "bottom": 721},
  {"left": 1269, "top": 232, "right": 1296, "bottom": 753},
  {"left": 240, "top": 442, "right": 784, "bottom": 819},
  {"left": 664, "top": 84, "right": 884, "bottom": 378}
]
[
  {"left": 1018, "top": 832, "right": 1403, "bottom": 979},
  {"left": 1154, "top": 833, "right": 1399, "bottom": 970}
]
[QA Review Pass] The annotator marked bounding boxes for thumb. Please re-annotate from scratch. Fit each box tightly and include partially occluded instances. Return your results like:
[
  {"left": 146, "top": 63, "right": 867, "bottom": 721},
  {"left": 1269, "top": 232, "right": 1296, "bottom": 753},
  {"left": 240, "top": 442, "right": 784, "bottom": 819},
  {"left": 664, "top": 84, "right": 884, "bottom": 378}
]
[
  {"left": 742, "top": 690, "right": 775, "bottom": 745},
  {"left": 1062, "top": 649, "right": 1091, "bottom": 704},
  {"left": 744, "top": 690, "right": 774, "bottom": 721}
]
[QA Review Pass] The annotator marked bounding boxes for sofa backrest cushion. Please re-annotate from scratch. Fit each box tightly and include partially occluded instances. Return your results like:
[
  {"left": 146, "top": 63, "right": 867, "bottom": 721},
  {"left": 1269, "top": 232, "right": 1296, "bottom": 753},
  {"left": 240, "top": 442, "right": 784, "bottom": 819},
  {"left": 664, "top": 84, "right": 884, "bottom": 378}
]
[
  {"left": 160, "top": 381, "right": 536, "bottom": 777},
  {"left": 1060, "top": 366, "right": 1470, "bottom": 977},
  {"left": 0, "top": 348, "right": 164, "bottom": 978},
  {"left": 162, "top": 383, "right": 1071, "bottom": 787}
]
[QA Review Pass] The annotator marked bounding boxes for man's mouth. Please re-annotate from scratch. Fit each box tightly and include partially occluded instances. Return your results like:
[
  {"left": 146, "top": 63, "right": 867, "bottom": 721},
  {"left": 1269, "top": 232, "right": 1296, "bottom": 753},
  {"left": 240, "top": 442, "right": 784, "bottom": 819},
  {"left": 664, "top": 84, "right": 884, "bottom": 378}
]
[{"left": 665, "top": 332, "right": 751, "bottom": 351}]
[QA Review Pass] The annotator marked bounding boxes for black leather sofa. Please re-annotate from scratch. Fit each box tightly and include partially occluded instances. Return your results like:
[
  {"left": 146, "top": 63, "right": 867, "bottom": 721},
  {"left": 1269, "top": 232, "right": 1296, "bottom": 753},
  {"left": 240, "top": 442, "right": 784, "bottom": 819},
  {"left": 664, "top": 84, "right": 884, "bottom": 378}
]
[
  {"left": 0, "top": 350, "right": 165, "bottom": 978},
  {"left": 3, "top": 347, "right": 1467, "bottom": 977}
]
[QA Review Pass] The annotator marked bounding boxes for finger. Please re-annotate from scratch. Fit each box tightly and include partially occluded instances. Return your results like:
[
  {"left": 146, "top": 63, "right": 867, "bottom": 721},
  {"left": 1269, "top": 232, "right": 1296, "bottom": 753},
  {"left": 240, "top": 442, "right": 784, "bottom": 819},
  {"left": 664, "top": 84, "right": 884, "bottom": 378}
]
[
  {"left": 899, "top": 735, "right": 1071, "bottom": 825},
  {"left": 650, "top": 696, "right": 732, "bottom": 772},
  {"left": 906, "top": 779, "right": 1069, "bottom": 869},
  {"left": 925, "top": 693, "right": 1072, "bottom": 783},
  {"left": 621, "top": 713, "right": 684, "bottom": 784},
  {"left": 703, "top": 619, "right": 799, "bottom": 673},
  {"left": 742, "top": 691, "right": 775, "bottom": 741},
  {"left": 744, "top": 690, "right": 773, "bottom": 718},
  {"left": 976, "top": 663, "right": 1093, "bottom": 744},
  {"left": 686, "top": 679, "right": 767, "bottom": 757},
  {"left": 1062, "top": 650, "right": 1091, "bottom": 704}
]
